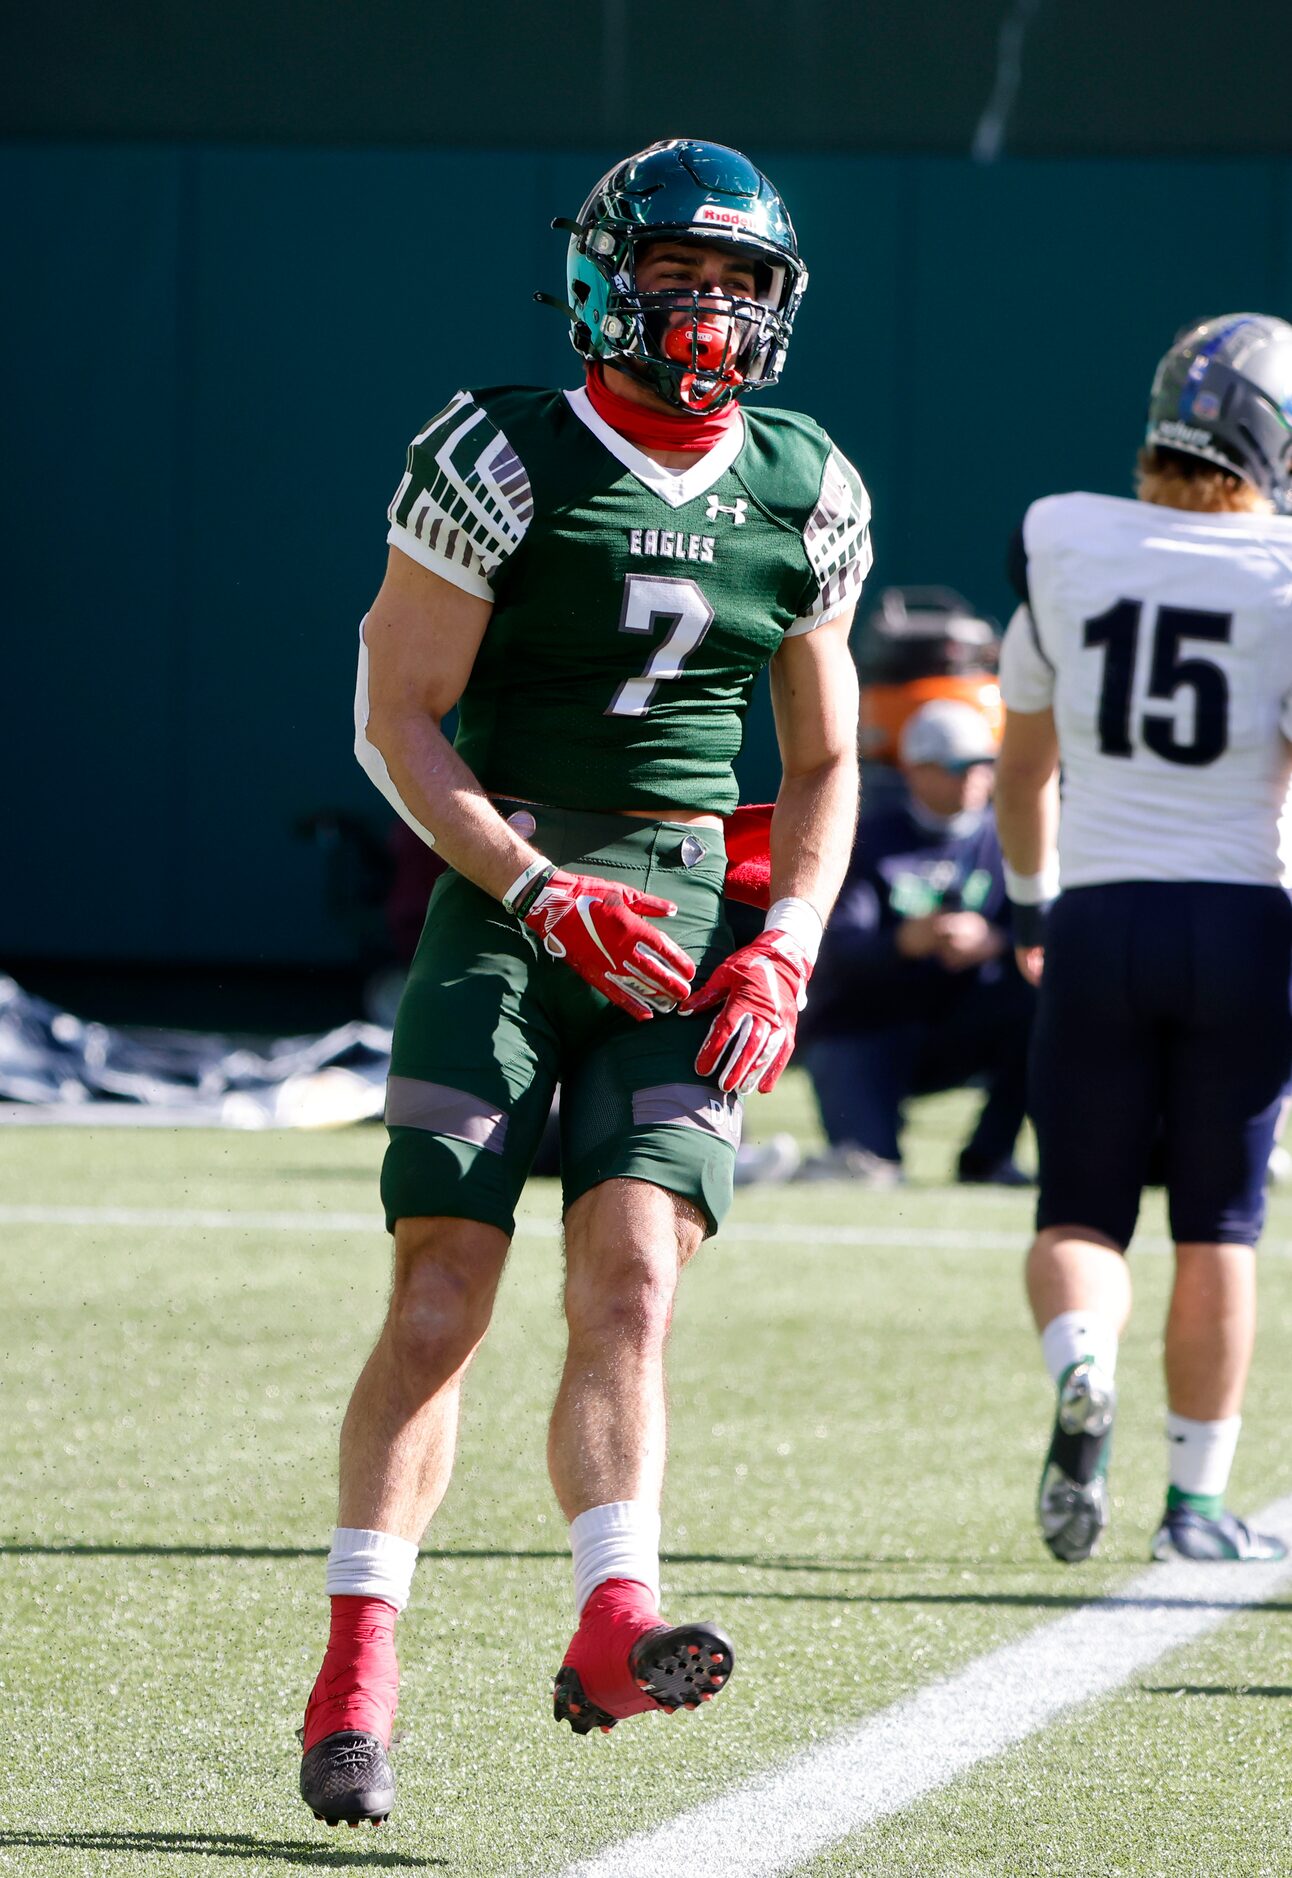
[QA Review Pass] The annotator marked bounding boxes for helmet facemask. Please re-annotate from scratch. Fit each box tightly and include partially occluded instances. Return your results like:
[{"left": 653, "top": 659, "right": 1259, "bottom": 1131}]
[{"left": 615, "top": 240, "right": 794, "bottom": 411}]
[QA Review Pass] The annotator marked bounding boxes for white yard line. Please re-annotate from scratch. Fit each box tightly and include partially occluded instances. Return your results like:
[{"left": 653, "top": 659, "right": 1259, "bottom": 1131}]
[
  {"left": 2, "top": 1201, "right": 1292, "bottom": 1262},
  {"left": 556, "top": 1508, "right": 1292, "bottom": 1878},
  {"left": 0, "top": 1203, "right": 386, "bottom": 1234},
  {"left": 0, "top": 1203, "right": 1012, "bottom": 1244},
  {"left": 1, "top": 1202, "right": 1288, "bottom": 1259}
]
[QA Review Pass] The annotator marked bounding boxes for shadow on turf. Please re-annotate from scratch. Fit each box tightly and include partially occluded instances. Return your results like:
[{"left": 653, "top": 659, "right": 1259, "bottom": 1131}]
[
  {"left": 1141, "top": 1682, "right": 1292, "bottom": 1698},
  {"left": 691, "top": 1583, "right": 1292, "bottom": 1615},
  {"left": 6, "top": 1544, "right": 1291, "bottom": 1620},
  {"left": 0, "top": 1543, "right": 1010, "bottom": 1565},
  {"left": 0, "top": 1830, "right": 442, "bottom": 1868}
]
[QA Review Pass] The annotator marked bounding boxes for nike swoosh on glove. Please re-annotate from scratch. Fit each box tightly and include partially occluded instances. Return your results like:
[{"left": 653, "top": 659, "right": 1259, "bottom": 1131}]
[
  {"left": 683, "top": 929, "right": 812, "bottom": 1095},
  {"left": 521, "top": 870, "right": 697, "bottom": 1021}
]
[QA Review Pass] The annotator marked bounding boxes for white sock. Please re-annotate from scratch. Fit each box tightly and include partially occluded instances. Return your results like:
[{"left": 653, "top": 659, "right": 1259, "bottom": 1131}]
[
  {"left": 1165, "top": 1412, "right": 1242, "bottom": 1501},
  {"left": 569, "top": 1501, "right": 661, "bottom": 1616},
  {"left": 1040, "top": 1309, "right": 1119, "bottom": 1388},
  {"left": 325, "top": 1527, "right": 419, "bottom": 1613}
]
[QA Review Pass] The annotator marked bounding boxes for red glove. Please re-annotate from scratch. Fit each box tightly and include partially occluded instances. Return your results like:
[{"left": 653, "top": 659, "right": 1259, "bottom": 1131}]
[
  {"left": 516, "top": 868, "right": 697, "bottom": 1021},
  {"left": 683, "top": 928, "right": 813, "bottom": 1095}
]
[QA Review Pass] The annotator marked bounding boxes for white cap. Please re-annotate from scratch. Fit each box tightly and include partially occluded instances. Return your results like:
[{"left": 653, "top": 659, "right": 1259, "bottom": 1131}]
[{"left": 898, "top": 699, "right": 998, "bottom": 770}]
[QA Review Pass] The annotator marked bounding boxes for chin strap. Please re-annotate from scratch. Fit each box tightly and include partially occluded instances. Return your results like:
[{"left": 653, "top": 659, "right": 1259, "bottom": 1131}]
[{"left": 584, "top": 365, "right": 741, "bottom": 453}]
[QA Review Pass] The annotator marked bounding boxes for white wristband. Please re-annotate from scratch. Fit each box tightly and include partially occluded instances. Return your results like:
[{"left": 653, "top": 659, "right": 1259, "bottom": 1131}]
[
  {"left": 765, "top": 896, "right": 824, "bottom": 965},
  {"left": 1003, "top": 859, "right": 1060, "bottom": 905},
  {"left": 502, "top": 858, "right": 553, "bottom": 915}
]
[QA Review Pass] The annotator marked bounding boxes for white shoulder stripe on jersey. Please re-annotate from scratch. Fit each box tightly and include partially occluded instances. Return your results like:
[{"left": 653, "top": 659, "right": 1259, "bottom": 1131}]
[
  {"left": 389, "top": 391, "right": 533, "bottom": 590},
  {"left": 386, "top": 523, "right": 496, "bottom": 601},
  {"left": 799, "top": 446, "right": 872, "bottom": 626},
  {"left": 352, "top": 617, "right": 440, "bottom": 851}
]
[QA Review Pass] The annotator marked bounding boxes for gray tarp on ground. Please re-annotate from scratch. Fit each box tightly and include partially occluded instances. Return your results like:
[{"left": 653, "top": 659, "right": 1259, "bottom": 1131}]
[{"left": 0, "top": 976, "right": 390, "bottom": 1127}]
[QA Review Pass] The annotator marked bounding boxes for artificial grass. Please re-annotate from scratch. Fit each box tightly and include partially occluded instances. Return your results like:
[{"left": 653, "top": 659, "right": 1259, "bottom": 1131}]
[{"left": 2, "top": 1083, "right": 1290, "bottom": 1875}]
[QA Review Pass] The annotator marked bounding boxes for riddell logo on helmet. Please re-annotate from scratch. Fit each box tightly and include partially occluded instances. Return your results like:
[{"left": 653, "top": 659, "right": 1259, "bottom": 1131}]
[
  {"left": 692, "top": 204, "right": 757, "bottom": 230},
  {"left": 1156, "top": 419, "right": 1213, "bottom": 450}
]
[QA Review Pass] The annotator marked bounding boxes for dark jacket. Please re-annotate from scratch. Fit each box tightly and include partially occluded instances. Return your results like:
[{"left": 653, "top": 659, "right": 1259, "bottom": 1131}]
[{"left": 801, "top": 798, "right": 1014, "bottom": 1040}]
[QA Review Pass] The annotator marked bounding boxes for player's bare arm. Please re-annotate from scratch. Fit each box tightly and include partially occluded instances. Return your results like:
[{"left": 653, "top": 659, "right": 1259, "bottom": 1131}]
[
  {"left": 360, "top": 546, "right": 549, "bottom": 904},
  {"left": 993, "top": 704, "right": 1059, "bottom": 985},
  {"left": 685, "top": 609, "right": 859, "bottom": 1096},
  {"left": 766, "top": 606, "right": 861, "bottom": 917},
  {"left": 361, "top": 546, "right": 696, "bottom": 1020}
]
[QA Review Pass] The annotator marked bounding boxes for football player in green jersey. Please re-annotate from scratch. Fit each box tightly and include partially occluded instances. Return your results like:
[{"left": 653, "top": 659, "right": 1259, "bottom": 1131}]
[{"left": 299, "top": 139, "right": 871, "bottom": 1827}]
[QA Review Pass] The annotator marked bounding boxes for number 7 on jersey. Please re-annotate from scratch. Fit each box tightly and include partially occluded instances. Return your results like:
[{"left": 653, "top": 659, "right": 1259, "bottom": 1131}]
[{"left": 608, "top": 574, "right": 715, "bottom": 718}]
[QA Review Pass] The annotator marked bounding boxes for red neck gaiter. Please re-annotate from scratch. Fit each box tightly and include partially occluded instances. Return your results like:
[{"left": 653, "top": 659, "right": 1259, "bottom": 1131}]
[{"left": 584, "top": 365, "right": 740, "bottom": 455}]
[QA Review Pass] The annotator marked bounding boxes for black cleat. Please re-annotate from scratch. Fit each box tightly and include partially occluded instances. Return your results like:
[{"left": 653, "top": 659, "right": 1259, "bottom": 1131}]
[
  {"left": 553, "top": 1622, "right": 735, "bottom": 1733},
  {"left": 631, "top": 1620, "right": 735, "bottom": 1712},
  {"left": 300, "top": 1729, "right": 394, "bottom": 1826},
  {"left": 552, "top": 1665, "right": 618, "bottom": 1735}
]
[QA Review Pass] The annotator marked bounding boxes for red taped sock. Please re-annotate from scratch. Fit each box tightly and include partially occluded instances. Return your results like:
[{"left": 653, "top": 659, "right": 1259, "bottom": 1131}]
[
  {"left": 302, "top": 1595, "right": 400, "bottom": 1753},
  {"left": 561, "top": 1577, "right": 667, "bottom": 1720}
]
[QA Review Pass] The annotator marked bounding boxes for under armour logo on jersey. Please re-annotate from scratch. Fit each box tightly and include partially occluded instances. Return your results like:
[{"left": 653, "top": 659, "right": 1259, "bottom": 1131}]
[{"left": 705, "top": 495, "right": 748, "bottom": 526}]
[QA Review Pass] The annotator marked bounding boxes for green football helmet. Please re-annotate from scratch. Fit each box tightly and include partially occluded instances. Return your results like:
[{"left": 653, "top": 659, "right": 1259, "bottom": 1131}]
[{"left": 551, "top": 139, "right": 807, "bottom": 413}]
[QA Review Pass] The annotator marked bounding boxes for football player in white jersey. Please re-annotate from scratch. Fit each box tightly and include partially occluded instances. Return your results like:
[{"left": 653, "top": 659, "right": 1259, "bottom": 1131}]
[{"left": 993, "top": 313, "right": 1292, "bottom": 1565}]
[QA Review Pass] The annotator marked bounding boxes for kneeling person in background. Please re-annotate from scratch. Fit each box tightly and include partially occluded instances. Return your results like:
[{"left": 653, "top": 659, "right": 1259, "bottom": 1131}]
[{"left": 796, "top": 699, "right": 1034, "bottom": 1186}]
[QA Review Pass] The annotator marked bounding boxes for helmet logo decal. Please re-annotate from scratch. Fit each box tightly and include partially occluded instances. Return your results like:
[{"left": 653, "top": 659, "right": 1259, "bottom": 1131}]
[
  {"left": 692, "top": 203, "right": 759, "bottom": 230},
  {"left": 1155, "top": 419, "right": 1212, "bottom": 451},
  {"left": 706, "top": 495, "right": 748, "bottom": 525}
]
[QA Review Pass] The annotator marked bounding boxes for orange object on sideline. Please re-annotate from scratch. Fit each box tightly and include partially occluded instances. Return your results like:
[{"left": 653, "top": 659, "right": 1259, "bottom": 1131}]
[{"left": 860, "top": 674, "right": 1003, "bottom": 766}]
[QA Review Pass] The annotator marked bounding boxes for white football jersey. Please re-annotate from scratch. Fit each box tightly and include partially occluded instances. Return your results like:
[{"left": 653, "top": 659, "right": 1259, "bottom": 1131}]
[{"left": 999, "top": 491, "right": 1292, "bottom": 887}]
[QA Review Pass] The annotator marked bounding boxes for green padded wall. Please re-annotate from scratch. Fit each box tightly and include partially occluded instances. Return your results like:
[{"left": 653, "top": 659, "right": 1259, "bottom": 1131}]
[
  {"left": 5, "top": 3, "right": 1292, "bottom": 156},
  {"left": 5, "top": 147, "right": 1291, "bottom": 962}
]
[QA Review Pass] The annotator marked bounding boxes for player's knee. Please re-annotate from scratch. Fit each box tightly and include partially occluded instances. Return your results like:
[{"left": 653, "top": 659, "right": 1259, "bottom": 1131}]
[
  {"left": 565, "top": 1246, "right": 677, "bottom": 1351},
  {"left": 386, "top": 1250, "right": 496, "bottom": 1384}
]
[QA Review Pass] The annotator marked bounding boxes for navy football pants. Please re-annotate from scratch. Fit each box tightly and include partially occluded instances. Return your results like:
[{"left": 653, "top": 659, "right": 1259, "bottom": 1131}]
[{"left": 1031, "top": 882, "right": 1292, "bottom": 1249}]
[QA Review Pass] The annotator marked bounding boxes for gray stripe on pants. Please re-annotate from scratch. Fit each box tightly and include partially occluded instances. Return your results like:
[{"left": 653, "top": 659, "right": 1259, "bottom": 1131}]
[
  {"left": 385, "top": 1075, "right": 509, "bottom": 1153},
  {"left": 632, "top": 1082, "right": 742, "bottom": 1147}
]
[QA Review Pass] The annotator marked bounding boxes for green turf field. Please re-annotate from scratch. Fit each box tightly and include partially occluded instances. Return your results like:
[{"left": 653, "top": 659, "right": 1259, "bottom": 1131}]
[{"left": 2, "top": 1081, "right": 1290, "bottom": 1875}]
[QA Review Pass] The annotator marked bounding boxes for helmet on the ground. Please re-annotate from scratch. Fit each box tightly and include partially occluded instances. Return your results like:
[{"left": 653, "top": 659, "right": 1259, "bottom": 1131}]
[
  {"left": 554, "top": 139, "right": 807, "bottom": 412},
  {"left": 1145, "top": 313, "right": 1292, "bottom": 512}
]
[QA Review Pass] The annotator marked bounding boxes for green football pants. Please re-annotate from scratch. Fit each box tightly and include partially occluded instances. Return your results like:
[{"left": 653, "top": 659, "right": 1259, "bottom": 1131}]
[{"left": 381, "top": 804, "right": 741, "bottom": 1237}]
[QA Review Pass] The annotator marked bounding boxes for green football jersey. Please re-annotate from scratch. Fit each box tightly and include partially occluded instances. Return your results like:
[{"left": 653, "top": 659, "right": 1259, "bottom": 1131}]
[{"left": 387, "top": 385, "right": 871, "bottom": 814}]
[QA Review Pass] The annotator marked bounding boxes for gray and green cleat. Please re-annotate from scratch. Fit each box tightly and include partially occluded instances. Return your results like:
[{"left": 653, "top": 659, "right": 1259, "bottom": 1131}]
[
  {"left": 1037, "top": 1359, "right": 1117, "bottom": 1564},
  {"left": 1151, "top": 1503, "right": 1287, "bottom": 1562}
]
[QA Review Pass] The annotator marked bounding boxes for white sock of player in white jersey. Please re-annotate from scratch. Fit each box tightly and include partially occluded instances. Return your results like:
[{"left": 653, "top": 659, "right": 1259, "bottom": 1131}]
[
  {"left": 569, "top": 1501, "right": 661, "bottom": 1615},
  {"left": 1040, "top": 1310, "right": 1119, "bottom": 1388},
  {"left": 1165, "top": 1412, "right": 1242, "bottom": 1510}
]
